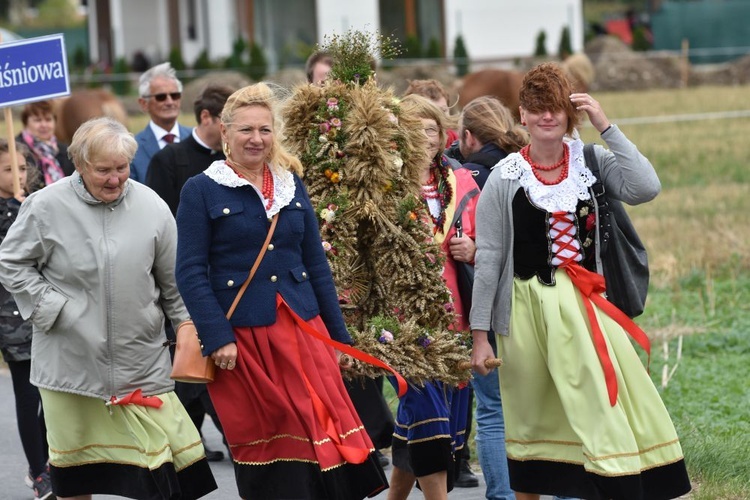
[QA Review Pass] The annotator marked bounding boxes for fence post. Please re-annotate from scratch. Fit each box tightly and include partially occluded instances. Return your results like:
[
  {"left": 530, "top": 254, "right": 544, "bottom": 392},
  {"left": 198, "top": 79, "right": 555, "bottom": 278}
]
[{"left": 681, "top": 38, "right": 690, "bottom": 87}]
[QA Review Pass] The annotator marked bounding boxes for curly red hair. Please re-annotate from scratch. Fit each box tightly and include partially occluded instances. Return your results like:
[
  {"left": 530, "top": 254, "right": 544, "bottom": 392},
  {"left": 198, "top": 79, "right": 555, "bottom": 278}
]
[{"left": 519, "top": 62, "right": 580, "bottom": 135}]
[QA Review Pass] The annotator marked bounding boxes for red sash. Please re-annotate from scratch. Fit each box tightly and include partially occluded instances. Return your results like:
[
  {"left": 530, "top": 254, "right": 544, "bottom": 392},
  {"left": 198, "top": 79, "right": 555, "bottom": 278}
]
[
  {"left": 276, "top": 295, "right": 408, "bottom": 398},
  {"left": 564, "top": 263, "right": 651, "bottom": 406}
]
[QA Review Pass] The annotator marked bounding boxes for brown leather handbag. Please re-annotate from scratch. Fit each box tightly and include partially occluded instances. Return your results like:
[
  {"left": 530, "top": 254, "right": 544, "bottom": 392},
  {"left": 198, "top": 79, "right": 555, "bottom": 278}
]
[
  {"left": 170, "top": 214, "right": 279, "bottom": 383},
  {"left": 170, "top": 320, "right": 214, "bottom": 383}
]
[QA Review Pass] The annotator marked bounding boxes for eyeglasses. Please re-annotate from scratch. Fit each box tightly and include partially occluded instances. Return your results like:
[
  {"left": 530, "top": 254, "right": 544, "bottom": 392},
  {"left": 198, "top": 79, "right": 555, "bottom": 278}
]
[
  {"left": 424, "top": 127, "right": 440, "bottom": 137},
  {"left": 144, "top": 92, "right": 182, "bottom": 102}
]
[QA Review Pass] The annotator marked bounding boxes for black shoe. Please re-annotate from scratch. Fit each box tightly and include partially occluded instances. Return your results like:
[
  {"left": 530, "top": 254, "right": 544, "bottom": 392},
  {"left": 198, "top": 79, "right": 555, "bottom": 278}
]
[
  {"left": 374, "top": 449, "right": 390, "bottom": 468},
  {"left": 454, "top": 459, "right": 479, "bottom": 488},
  {"left": 204, "top": 446, "right": 224, "bottom": 462}
]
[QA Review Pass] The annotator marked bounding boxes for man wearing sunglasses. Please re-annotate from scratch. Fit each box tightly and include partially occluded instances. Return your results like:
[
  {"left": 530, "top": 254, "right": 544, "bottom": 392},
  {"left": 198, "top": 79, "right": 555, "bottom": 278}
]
[{"left": 131, "top": 62, "right": 192, "bottom": 183}]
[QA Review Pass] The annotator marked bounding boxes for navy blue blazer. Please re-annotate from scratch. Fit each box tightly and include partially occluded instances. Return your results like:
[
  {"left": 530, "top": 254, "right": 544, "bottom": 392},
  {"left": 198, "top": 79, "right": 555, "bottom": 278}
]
[
  {"left": 175, "top": 170, "right": 351, "bottom": 356},
  {"left": 131, "top": 123, "right": 192, "bottom": 183}
]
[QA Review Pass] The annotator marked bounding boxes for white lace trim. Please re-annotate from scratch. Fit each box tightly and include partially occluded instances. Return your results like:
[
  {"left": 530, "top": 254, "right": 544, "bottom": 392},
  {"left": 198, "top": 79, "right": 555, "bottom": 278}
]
[
  {"left": 499, "top": 139, "right": 596, "bottom": 213},
  {"left": 203, "top": 160, "right": 296, "bottom": 216}
]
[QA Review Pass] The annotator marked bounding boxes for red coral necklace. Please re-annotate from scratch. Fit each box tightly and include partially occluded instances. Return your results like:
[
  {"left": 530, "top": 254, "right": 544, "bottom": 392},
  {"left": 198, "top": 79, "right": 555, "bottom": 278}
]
[
  {"left": 261, "top": 165, "right": 274, "bottom": 209},
  {"left": 421, "top": 171, "right": 440, "bottom": 199},
  {"left": 227, "top": 161, "right": 275, "bottom": 210},
  {"left": 521, "top": 143, "right": 570, "bottom": 186}
]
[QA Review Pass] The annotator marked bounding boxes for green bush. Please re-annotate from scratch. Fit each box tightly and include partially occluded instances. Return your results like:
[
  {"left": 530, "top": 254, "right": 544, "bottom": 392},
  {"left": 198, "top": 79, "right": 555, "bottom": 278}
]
[
  {"left": 558, "top": 26, "right": 572, "bottom": 59},
  {"left": 425, "top": 37, "right": 441, "bottom": 59},
  {"left": 632, "top": 26, "right": 651, "bottom": 52},
  {"left": 71, "top": 45, "right": 88, "bottom": 72},
  {"left": 248, "top": 43, "right": 268, "bottom": 81},
  {"left": 534, "top": 30, "right": 547, "bottom": 57},
  {"left": 224, "top": 36, "right": 246, "bottom": 69},
  {"left": 87, "top": 66, "right": 102, "bottom": 89},
  {"left": 453, "top": 35, "right": 469, "bottom": 77},
  {"left": 168, "top": 47, "right": 186, "bottom": 72},
  {"left": 402, "top": 35, "right": 422, "bottom": 59},
  {"left": 192, "top": 49, "right": 214, "bottom": 72},
  {"left": 112, "top": 57, "right": 131, "bottom": 96}
]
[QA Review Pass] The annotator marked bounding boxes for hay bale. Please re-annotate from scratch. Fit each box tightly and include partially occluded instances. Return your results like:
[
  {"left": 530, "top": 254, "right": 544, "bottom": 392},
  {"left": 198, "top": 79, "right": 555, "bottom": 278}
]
[{"left": 585, "top": 36, "right": 684, "bottom": 91}]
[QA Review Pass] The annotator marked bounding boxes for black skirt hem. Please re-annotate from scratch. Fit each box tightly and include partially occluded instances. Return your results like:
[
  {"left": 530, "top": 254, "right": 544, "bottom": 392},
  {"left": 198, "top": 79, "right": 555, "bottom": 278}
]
[
  {"left": 508, "top": 458, "right": 691, "bottom": 500},
  {"left": 50, "top": 458, "right": 217, "bottom": 499},
  {"left": 234, "top": 453, "right": 388, "bottom": 499},
  {"left": 391, "top": 438, "right": 455, "bottom": 491}
]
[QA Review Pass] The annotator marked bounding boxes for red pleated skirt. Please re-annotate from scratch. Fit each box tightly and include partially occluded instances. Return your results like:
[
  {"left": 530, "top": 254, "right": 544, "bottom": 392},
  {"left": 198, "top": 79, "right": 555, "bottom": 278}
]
[{"left": 208, "top": 295, "right": 387, "bottom": 499}]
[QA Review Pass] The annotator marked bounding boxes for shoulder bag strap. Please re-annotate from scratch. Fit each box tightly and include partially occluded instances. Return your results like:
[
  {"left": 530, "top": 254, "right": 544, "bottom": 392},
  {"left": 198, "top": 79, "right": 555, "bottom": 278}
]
[
  {"left": 450, "top": 188, "right": 480, "bottom": 228},
  {"left": 225, "top": 213, "right": 279, "bottom": 320},
  {"left": 584, "top": 143, "right": 602, "bottom": 183}
]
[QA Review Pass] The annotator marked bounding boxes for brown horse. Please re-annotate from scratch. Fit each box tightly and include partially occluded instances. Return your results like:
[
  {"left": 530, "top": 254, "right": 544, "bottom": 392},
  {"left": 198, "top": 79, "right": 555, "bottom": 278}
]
[
  {"left": 54, "top": 89, "right": 129, "bottom": 144},
  {"left": 456, "top": 54, "right": 595, "bottom": 120},
  {"left": 457, "top": 69, "right": 525, "bottom": 120}
]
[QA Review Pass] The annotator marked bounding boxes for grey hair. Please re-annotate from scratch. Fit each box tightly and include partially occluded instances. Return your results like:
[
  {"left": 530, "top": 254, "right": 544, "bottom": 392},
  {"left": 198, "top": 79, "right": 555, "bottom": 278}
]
[
  {"left": 68, "top": 117, "right": 138, "bottom": 169},
  {"left": 138, "top": 62, "right": 183, "bottom": 98}
]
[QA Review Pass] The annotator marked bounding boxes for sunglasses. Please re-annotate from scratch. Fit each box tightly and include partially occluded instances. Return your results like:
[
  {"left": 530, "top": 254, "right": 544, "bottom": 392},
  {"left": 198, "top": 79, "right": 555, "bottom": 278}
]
[{"left": 144, "top": 92, "right": 182, "bottom": 102}]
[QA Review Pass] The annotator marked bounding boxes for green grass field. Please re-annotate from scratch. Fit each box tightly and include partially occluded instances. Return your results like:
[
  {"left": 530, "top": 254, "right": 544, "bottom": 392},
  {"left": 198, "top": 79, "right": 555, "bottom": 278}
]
[{"left": 566, "top": 86, "right": 750, "bottom": 498}]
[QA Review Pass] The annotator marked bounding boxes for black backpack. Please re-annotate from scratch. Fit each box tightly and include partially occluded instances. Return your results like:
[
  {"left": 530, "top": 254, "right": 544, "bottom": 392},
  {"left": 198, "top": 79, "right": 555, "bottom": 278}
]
[{"left": 583, "top": 144, "right": 650, "bottom": 318}]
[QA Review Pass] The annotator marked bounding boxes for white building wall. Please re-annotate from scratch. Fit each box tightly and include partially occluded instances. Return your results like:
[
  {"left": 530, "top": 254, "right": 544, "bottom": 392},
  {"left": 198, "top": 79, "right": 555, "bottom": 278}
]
[
  {"left": 93, "top": 0, "right": 583, "bottom": 69},
  {"left": 113, "top": 0, "right": 168, "bottom": 64},
  {"left": 315, "top": 0, "right": 379, "bottom": 41},
  {"left": 444, "top": 0, "right": 583, "bottom": 66},
  {"left": 180, "top": 0, "right": 235, "bottom": 65},
  {"left": 205, "top": 0, "right": 234, "bottom": 60}
]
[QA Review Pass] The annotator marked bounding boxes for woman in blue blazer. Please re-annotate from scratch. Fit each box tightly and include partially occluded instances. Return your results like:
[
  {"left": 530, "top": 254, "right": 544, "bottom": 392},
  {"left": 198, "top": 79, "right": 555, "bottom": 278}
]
[{"left": 175, "top": 83, "right": 387, "bottom": 500}]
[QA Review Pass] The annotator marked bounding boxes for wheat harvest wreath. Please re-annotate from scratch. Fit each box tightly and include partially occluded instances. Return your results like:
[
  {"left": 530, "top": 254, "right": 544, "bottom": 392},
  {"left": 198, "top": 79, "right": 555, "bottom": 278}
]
[{"left": 282, "top": 31, "right": 476, "bottom": 386}]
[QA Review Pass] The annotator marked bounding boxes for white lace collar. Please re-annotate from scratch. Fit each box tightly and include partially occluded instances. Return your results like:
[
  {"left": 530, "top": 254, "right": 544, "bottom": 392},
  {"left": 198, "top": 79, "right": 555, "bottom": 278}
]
[
  {"left": 499, "top": 139, "right": 596, "bottom": 213},
  {"left": 203, "top": 160, "right": 296, "bottom": 217}
]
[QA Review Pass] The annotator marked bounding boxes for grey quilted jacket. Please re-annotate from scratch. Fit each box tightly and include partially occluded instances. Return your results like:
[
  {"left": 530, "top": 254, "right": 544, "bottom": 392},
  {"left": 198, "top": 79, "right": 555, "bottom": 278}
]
[{"left": 0, "top": 173, "right": 189, "bottom": 399}]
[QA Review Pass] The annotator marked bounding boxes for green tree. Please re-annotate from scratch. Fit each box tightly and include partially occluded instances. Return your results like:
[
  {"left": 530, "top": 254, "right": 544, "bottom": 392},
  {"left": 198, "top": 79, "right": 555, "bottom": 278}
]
[
  {"left": 112, "top": 57, "right": 131, "bottom": 96},
  {"left": 453, "top": 35, "right": 469, "bottom": 77},
  {"left": 632, "top": 26, "right": 651, "bottom": 51},
  {"left": 192, "top": 49, "right": 214, "bottom": 72},
  {"left": 425, "top": 37, "right": 441, "bottom": 59},
  {"left": 168, "top": 47, "right": 187, "bottom": 84},
  {"left": 247, "top": 43, "right": 267, "bottom": 81},
  {"left": 558, "top": 26, "right": 572, "bottom": 59},
  {"left": 534, "top": 30, "right": 547, "bottom": 57},
  {"left": 224, "top": 36, "right": 246, "bottom": 69},
  {"left": 401, "top": 35, "right": 422, "bottom": 59},
  {"left": 71, "top": 45, "right": 88, "bottom": 71},
  {"left": 168, "top": 47, "right": 186, "bottom": 71},
  {"left": 87, "top": 65, "right": 102, "bottom": 89}
]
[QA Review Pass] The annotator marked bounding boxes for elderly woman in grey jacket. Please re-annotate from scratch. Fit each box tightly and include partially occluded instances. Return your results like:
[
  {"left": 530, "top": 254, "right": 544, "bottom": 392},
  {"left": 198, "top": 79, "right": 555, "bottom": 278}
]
[
  {"left": 0, "top": 117, "right": 216, "bottom": 500},
  {"left": 469, "top": 63, "right": 691, "bottom": 500}
]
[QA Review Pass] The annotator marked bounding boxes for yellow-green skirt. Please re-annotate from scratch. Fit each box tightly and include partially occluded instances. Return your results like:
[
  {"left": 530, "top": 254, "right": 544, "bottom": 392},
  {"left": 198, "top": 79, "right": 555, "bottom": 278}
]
[
  {"left": 40, "top": 388, "right": 217, "bottom": 499},
  {"left": 498, "top": 272, "right": 691, "bottom": 500}
]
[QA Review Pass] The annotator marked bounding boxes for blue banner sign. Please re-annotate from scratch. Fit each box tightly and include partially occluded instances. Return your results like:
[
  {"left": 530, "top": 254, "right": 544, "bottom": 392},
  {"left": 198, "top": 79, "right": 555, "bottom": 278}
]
[{"left": 0, "top": 34, "right": 70, "bottom": 108}]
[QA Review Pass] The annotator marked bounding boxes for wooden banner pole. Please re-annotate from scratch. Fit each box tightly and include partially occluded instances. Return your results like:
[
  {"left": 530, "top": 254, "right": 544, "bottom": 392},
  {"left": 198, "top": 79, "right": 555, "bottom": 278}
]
[
  {"left": 0, "top": 31, "right": 23, "bottom": 199},
  {"left": 4, "top": 108, "right": 23, "bottom": 199}
]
